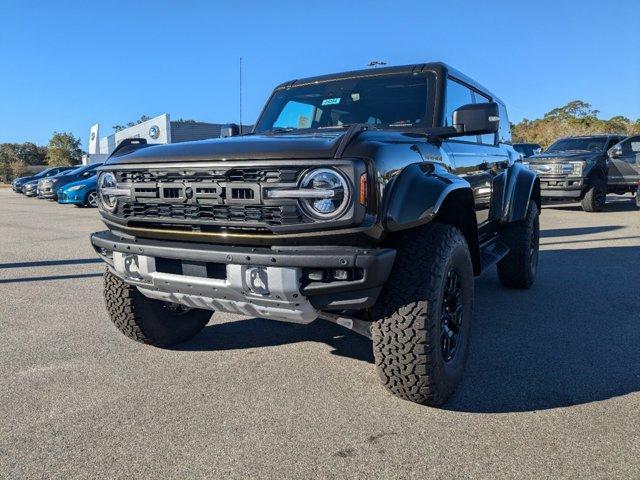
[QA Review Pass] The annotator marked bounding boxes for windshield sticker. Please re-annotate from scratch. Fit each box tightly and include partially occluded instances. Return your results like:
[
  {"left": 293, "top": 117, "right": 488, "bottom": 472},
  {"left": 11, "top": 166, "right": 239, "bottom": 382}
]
[
  {"left": 631, "top": 142, "right": 640, "bottom": 152},
  {"left": 321, "top": 97, "right": 341, "bottom": 106},
  {"left": 351, "top": 93, "right": 360, "bottom": 102}
]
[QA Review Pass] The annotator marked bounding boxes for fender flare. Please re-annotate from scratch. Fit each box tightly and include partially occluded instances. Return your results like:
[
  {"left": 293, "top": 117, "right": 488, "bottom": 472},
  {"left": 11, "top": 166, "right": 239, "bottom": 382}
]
[
  {"left": 499, "top": 161, "right": 540, "bottom": 224},
  {"left": 383, "top": 163, "right": 473, "bottom": 232}
]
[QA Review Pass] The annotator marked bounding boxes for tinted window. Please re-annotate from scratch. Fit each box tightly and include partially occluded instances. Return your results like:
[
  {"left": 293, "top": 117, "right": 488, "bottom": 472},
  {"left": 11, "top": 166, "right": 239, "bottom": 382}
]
[
  {"left": 444, "top": 79, "right": 476, "bottom": 143},
  {"left": 255, "top": 72, "right": 433, "bottom": 133},
  {"left": 619, "top": 135, "right": 640, "bottom": 156},
  {"left": 514, "top": 144, "right": 537, "bottom": 157},
  {"left": 473, "top": 91, "right": 496, "bottom": 146}
]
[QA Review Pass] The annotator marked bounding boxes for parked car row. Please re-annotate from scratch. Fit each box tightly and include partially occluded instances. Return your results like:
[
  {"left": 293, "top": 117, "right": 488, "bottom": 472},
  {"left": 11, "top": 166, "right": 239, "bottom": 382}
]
[
  {"left": 11, "top": 163, "right": 102, "bottom": 207},
  {"left": 518, "top": 135, "right": 640, "bottom": 211}
]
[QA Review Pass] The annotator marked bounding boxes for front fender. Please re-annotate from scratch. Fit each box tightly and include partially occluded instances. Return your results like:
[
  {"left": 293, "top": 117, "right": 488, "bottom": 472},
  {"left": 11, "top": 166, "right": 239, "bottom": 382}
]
[
  {"left": 500, "top": 162, "right": 540, "bottom": 224},
  {"left": 383, "top": 163, "right": 472, "bottom": 231}
]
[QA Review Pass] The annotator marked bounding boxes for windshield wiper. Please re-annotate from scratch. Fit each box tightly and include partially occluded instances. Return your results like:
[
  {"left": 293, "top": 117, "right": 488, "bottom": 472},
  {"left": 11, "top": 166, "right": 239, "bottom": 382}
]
[{"left": 263, "top": 127, "right": 296, "bottom": 135}]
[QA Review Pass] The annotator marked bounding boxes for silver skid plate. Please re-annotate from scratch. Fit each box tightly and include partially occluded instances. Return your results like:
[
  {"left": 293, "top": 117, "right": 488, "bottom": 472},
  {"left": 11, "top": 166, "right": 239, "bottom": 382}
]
[{"left": 112, "top": 252, "right": 318, "bottom": 324}]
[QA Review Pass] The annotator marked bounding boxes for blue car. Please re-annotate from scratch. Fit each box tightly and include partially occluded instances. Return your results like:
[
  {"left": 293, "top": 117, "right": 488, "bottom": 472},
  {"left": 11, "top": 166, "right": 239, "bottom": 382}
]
[{"left": 57, "top": 175, "right": 98, "bottom": 207}]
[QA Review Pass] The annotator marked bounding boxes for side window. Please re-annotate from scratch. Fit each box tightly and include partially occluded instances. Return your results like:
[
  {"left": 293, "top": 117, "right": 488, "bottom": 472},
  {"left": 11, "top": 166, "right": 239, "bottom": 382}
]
[
  {"left": 497, "top": 103, "right": 512, "bottom": 145},
  {"left": 473, "top": 91, "right": 497, "bottom": 146},
  {"left": 606, "top": 138, "right": 620, "bottom": 151},
  {"left": 273, "top": 100, "right": 317, "bottom": 129},
  {"left": 620, "top": 136, "right": 640, "bottom": 158},
  {"left": 444, "top": 78, "right": 477, "bottom": 143}
]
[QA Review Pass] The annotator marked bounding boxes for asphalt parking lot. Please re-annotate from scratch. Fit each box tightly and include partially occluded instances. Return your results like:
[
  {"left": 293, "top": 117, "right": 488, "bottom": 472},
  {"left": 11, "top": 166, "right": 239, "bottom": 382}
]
[{"left": 1, "top": 188, "right": 639, "bottom": 479}]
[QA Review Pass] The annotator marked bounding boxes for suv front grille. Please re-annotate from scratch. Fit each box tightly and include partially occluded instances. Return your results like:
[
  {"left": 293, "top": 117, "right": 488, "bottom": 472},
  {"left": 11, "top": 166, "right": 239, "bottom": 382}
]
[
  {"left": 116, "top": 168, "right": 299, "bottom": 184},
  {"left": 121, "top": 202, "right": 302, "bottom": 225},
  {"left": 112, "top": 166, "right": 307, "bottom": 228}
]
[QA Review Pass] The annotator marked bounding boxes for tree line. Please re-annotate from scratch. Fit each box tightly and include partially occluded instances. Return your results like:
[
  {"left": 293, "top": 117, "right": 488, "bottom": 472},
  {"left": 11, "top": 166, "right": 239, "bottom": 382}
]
[
  {"left": 0, "top": 132, "right": 83, "bottom": 180},
  {"left": 2, "top": 101, "right": 639, "bottom": 181},
  {"left": 511, "top": 100, "right": 640, "bottom": 148}
]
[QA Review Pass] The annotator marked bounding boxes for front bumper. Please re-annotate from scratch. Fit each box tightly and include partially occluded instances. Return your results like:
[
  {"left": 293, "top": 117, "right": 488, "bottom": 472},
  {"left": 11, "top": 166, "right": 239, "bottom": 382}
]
[
  {"left": 538, "top": 175, "right": 584, "bottom": 199},
  {"left": 23, "top": 187, "right": 37, "bottom": 197},
  {"left": 57, "top": 189, "right": 84, "bottom": 204},
  {"left": 91, "top": 230, "right": 395, "bottom": 323},
  {"left": 37, "top": 185, "right": 57, "bottom": 199}
]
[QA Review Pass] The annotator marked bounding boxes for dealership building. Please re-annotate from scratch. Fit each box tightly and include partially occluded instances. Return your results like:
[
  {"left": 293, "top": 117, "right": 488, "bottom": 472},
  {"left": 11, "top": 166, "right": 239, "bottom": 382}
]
[{"left": 84, "top": 114, "right": 250, "bottom": 164}]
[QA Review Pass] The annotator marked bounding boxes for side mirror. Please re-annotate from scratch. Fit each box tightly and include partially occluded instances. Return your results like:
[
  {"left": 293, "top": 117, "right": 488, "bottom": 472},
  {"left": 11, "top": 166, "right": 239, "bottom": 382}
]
[
  {"left": 221, "top": 123, "right": 240, "bottom": 138},
  {"left": 608, "top": 146, "right": 623, "bottom": 158},
  {"left": 533, "top": 147, "right": 543, "bottom": 155},
  {"left": 452, "top": 102, "right": 500, "bottom": 136}
]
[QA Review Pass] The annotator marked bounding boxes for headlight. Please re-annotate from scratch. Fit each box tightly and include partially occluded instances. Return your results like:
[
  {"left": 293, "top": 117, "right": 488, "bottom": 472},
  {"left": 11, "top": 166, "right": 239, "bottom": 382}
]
[
  {"left": 299, "top": 168, "right": 350, "bottom": 219},
  {"left": 98, "top": 172, "right": 130, "bottom": 212},
  {"left": 67, "top": 184, "right": 85, "bottom": 192},
  {"left": 568, "top": 161, "right": 585, "bottom": 176}
]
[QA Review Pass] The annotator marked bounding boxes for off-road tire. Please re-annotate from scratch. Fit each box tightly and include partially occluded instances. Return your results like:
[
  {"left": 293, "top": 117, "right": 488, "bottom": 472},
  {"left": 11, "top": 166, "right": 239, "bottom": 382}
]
[
  {"left": 103, "top": 269, "right": 211, "bottom": 347},
  {"left": 371, "top": 223, "right": 474, "bottom": 407},
  {"left": 497, "top": 201, "right": 539, "bottom": 289},
  {"left": 581, "top": 178, "right": 606, "bottom": 212}
]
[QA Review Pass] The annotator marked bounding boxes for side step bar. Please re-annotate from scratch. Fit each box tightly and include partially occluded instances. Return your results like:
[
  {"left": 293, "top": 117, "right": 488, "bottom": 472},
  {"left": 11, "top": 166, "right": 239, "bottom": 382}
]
[{"left": 479, "top": 236, "right": 510, "bottom": 271}]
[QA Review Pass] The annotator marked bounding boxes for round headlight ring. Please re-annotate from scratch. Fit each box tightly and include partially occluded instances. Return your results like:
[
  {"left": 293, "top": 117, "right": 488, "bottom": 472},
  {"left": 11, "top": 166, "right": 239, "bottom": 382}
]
[
  {"left": 97, "top": 172, "right": 118, "bottom": 212},
  {"left": 299, "top": 168, "right": 350, "bottom": 219}
]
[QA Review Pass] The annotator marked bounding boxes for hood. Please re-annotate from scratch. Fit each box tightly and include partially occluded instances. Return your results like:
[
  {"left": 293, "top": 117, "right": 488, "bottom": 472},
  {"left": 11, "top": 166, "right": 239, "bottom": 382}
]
[
  {"left": 527, "top": 150, "right": 602, "bottom": 163},
  {"left": 105, "top": 133, "right": 345, "bottom": 165},
  {"left": 61, "top": 177, "right": 96, "bottom": 191}
]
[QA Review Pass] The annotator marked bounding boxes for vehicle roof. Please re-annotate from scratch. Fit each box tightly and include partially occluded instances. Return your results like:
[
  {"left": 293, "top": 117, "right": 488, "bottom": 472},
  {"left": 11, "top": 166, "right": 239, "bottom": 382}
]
[{"left": 275, "top": 62, "right": 505, "bottom": 105}]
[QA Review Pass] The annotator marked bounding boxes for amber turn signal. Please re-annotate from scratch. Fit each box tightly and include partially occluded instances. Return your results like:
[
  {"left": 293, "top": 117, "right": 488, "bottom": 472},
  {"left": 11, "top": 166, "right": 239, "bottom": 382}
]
[{"left": 359, "top": 173, "right": 367, "bottom": 206}]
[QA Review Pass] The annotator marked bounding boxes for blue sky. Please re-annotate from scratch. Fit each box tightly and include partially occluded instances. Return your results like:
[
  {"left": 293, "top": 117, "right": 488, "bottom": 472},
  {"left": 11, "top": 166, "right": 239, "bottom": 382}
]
[{"left": 1, "top": 0, "right": 639, "bottom": 147}]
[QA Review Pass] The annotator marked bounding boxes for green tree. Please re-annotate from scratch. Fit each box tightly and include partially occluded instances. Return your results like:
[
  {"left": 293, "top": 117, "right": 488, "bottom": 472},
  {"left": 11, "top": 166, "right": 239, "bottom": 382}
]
[
  {"left": 512, "top": 100, "right": 639, "bottom": 148},
  {"left": 10, "top": 159, "right": 28, "bottom": 178},
  {"left": 0, "top": 143, "right": 20, "bottom": 181},
  {"left": 17, "top": 142, "right": 47, "bottom": 165},
  {"left": 46, "top": 132, "right": 83, "bottom": 166}
]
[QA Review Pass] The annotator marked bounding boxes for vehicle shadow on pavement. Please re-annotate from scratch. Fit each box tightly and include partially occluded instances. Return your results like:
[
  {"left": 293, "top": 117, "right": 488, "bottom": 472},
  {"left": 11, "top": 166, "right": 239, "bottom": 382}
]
[
  {"left": 545, "top": 196, "right": 638, "bottom": 213},
  {"left": 447, "top": 244, "right": 640, "bottom": 413},
  {"left": 176, "top": 318, "right": 374, "bottom": 363}
]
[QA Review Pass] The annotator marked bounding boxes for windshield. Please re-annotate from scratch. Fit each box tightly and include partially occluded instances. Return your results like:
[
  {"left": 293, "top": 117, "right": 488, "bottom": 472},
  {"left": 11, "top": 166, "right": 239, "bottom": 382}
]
[
  {"left": 254, "top": 72, "right": 434, "bottom": 134},
  {"left": 546, "top": 137, "right": 608, "bottom": 153}
]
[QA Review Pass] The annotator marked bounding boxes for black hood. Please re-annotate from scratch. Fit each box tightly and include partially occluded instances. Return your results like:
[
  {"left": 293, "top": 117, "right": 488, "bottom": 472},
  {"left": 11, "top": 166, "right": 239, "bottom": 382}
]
[
  {"left": 527, "top": 150, "right": 602, "bottom": 163},
  {"left": 105, "top": 133, "right": 346, "bottom": 165}
]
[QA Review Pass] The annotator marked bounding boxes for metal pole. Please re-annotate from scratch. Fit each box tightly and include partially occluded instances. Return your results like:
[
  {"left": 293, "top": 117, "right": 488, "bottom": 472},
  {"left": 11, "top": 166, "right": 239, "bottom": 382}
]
[{"left": 239, "top": 57, "right": 243, "bottom": 134}]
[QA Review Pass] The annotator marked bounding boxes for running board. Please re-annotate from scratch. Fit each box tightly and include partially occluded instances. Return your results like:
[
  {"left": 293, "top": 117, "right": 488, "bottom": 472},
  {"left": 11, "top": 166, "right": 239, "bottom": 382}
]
[{"left": 479, "top": 237, "right": 510, "bottom": 270}]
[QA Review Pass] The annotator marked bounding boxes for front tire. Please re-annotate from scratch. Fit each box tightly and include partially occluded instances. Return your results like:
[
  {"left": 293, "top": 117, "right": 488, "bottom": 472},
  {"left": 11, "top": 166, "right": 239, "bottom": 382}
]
[
  {"left": 497, "top": 201, "right": 540, "bottom": 289},
  {"left": 104, "top": 269, "right": 211, "bottom": 347},
  {"left": 635, "top": 191, "right": 640, "bottom": 208},
  {"left": 85, "top": 190, "right": 98, "bottom": 207},
  {"left": 581, "top": 178, "right": 606, "bottom": 212},
  {"left": 372, "top": 224, "right": 474, "bottom": 407}
]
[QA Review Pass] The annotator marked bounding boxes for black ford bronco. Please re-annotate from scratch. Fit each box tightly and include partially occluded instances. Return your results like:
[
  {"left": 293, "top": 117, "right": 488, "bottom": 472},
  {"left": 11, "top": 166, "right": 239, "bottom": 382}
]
[
  {"left": 524, "top": 134, "right": 628, "bottom": 212},
  {"left": 91, "top": 62, "right": 540, "bottom": 406}
]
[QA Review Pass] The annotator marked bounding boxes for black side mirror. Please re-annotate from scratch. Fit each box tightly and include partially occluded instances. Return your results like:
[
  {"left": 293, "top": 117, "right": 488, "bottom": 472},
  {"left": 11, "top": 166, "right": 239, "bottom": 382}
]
[
  {"left": 452, "top": 102, "right": 500, "bottom": 136},
  {"left": 608, "top": 146, "right": 623, "bottom": 158},
  {"left": 221, "top": 123, "right": 240, "bottom": 138}
]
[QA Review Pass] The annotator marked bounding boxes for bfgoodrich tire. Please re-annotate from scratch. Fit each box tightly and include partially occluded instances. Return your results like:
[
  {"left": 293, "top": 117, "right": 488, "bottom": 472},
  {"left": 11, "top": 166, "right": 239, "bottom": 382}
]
[
  {"left": 104, "top": 269, "right": 212, "bottom": 347},
  {"left": 372, "top": 223, "right": 474, "bottom": 407},
  {"left": 497, "top": 201, "right": 540, "bottom": 289},
  {"left": 581, "top": 178, "right": 606, "bottom": 212}
]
